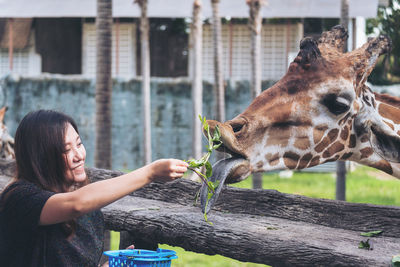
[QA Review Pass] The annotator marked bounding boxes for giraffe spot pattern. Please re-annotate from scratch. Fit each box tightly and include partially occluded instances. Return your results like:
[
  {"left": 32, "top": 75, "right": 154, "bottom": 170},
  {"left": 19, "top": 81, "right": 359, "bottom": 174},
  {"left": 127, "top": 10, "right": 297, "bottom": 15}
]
[
  {"left": 384, "top": 121, "right": 395, "bottom": 131},
  {"left": 315, "top": 128, "right": 339, "bottom": 153},
  {"left": 348, "top": 120, "right": 353, "bottom": 130},
  {"left": 338, "top": 113, "right": 351, "bottom": 126},
  {"left": 360, "top": 135, "right": 369, "bottom": 143},
  {"left": 322, "top": 141, "right": 345, "bottom": 158},
  {"left": 341, "top": 152, "right": 353, "bottom": 160},
  {"left": 327, "top": 128, "right": 339, "bottom": 141},
  {"left": 308, "top": 156, "right": 320, "bottom": 168},
  {"left": 266, "top": 152, "right": 280, "bottom": 166},
  {"left": 340, "top": 126, "right": 349, "bottom": 140},
  {"left": 349, "top": 134, "right": 356, "bottom": 148},
  {"left": 360, "top": 147, "right": 374, "bottom": 159},
  {"left": 297, "top": 153, "right": 313, "bottom": 169},
  {"left": 294, "top": 137, "right": 311, "bottom": 150},
  {"left": 266, "top": 129, "right": 291, "bottom": 148},
  {"left": 324, "top": 155, "right": 340, "bottom": 163},
  {"left": 379, "top": 103, "right": 400, "bottom": 124},
  {"left": 315, "top": 136, "right": 330, "bottom": 153},
  {"left": 313, "top": 124, "right": 329, "bottom": 144},
  {"left": 283, "top": 152, "right": 300, "bottom": 169}
]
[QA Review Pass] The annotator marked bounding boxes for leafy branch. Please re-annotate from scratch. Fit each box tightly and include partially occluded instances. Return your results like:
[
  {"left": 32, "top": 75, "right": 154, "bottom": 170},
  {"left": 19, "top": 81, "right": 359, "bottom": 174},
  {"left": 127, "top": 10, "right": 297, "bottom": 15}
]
[{"left": 186, "top": 115, "right": 222, "bottom": 223}]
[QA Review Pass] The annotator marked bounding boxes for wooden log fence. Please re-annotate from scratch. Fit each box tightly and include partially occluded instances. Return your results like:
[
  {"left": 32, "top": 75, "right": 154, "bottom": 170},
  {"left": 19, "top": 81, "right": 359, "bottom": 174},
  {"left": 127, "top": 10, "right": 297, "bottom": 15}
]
[{"left": 0, "top": 160, "right": 399, "bottom": 266}]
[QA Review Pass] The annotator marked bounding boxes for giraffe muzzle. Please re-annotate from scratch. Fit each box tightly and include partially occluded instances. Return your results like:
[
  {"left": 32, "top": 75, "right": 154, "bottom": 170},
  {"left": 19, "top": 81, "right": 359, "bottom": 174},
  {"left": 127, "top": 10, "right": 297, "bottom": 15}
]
[
  {"left": 370, "top": 124, "right": 400, "bottom": 163},
  {"left": 206, "top": 119, "right": 249, "bottom": 158}
]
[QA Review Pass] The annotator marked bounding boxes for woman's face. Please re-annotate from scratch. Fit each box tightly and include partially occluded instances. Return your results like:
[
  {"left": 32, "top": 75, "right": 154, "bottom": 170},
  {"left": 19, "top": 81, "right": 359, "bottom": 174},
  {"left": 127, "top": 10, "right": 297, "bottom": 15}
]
[{"left": 64, "top": 123, "right": 87, "bottom": 184}]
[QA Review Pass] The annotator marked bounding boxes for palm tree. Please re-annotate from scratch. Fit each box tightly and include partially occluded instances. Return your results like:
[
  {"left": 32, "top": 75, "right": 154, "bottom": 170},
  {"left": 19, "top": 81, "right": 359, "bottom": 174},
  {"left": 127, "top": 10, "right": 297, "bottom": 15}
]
[
  {"left": 336, "top": 0, "right": 349, "bottom": 201},
  {"left": 340, "top": 0, "right": 349, "bottom": 52},
  {"left": 191, "top": 0, "right": 203, "bottom": 160},
  {"left": 248, "top": 0, "right": 263, "bottom": 99},
  {"left": 247, "top": 0, "right": 264, "bottom": 189},
  {"left": 211, "top": 0, "right": 225, "bottom": 123},
  {"left": 95, "top": 0, "right": 112, "bottom": 170},
  {"left": 95, "top": 0, "right": 113, "bottom": 261},
  {"left": 136, "top": 0, "right": 152, "bottom": 165}
]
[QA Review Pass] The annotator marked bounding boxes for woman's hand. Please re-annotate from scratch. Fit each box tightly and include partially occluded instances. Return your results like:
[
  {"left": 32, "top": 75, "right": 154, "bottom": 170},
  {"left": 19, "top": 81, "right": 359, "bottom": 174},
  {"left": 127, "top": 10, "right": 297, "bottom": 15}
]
[{"left": 148, "top": 159, "right": 188, "bottom": 183}]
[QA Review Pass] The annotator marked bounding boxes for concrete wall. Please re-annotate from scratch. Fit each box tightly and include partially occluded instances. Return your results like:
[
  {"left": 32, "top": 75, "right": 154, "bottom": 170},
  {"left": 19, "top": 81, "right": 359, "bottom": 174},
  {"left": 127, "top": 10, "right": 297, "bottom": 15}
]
[{"left": 0, "top": 74, "right": 275, "bottom": 171}]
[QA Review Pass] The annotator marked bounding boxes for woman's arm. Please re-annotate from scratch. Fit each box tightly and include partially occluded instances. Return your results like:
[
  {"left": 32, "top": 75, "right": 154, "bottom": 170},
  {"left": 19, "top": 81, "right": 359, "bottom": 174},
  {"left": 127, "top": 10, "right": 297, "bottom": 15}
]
[{"left": 39, "top": 159, "right": 188, "bottom": 225}]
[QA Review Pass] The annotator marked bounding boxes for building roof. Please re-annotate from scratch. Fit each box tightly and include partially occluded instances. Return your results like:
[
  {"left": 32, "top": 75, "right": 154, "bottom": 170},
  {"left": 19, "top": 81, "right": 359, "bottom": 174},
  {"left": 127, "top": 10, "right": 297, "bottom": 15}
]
[{"left": 0, "top": 0, "right": 380, "bottom": 19}]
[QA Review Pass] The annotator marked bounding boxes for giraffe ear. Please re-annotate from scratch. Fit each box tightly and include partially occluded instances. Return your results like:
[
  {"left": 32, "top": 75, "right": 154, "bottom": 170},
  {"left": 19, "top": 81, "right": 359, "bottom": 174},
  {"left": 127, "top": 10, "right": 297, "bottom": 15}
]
[
  {"left": 369, "top": 123, "right": 400, "bottom": 163},
  {"left": 293, "top": 37, "right": 321, "bottom": 69},
  {"left": 351, "top": 35, "right": 392, "bottom": 93}
]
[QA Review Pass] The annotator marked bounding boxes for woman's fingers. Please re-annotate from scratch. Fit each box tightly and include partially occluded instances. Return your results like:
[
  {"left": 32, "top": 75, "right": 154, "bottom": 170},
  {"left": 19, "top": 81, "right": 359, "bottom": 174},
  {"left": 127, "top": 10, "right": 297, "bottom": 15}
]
[
  {"left": 169, "top": 159, "right": 188, "bottom": 175},
  {"left": 173, "top": 165, "right": 188, "bottom": 173},
  {"left": 150, "top": 159, "right": 188, "bottom": 182}
]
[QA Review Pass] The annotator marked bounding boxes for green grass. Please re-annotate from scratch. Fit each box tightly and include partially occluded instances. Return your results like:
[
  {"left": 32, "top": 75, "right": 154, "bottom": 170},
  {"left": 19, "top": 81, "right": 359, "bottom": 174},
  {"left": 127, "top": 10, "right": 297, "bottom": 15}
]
[
  {"left": 109, "top": 165, "right": 400, "bottom": 266},
  {"left": 234, "top": 165, "right": 400, "bottom": 206}
]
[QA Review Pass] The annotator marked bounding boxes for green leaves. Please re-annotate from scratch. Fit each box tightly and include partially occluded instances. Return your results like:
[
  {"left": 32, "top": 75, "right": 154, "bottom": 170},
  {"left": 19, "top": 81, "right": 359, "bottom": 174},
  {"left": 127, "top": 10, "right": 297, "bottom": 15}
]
[
  {"left": 360, "top": 230, "right": 383, "bottom": 237},
  {"left": 392, "top": 255, "right": 400, "bottom": 267},
  {"left": 186, "top": 115, "right": 222, "bottom": 190},
  {"left": 358, "top": 230, "right": 383, "bottom": 250},
  {"left": 358, "top": 239, "right": 371, "bottom": 250},
  {"left": 186, "top": 115, "right": 223, "bottom": 223}
]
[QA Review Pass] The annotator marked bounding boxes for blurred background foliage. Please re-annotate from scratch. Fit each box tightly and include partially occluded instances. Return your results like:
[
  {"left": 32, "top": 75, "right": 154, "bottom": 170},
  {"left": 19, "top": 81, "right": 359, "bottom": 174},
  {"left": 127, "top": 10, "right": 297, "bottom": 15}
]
[{"left": 367, "top": 0, "right": 400, "bottom": 85}]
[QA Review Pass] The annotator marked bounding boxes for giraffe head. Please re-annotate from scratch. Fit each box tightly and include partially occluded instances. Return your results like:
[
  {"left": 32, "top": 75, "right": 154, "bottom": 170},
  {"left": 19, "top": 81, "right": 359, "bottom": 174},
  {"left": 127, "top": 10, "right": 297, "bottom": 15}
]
[{"left": 207, "top": 25, "right": 397, "bottom": 184}]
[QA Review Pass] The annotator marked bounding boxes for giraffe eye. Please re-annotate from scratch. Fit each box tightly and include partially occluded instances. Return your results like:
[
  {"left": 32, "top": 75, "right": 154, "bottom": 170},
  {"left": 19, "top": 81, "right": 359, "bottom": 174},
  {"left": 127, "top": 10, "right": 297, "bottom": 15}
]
[{"left": 322, "top": 94, "right": 351, "bottom": 115}]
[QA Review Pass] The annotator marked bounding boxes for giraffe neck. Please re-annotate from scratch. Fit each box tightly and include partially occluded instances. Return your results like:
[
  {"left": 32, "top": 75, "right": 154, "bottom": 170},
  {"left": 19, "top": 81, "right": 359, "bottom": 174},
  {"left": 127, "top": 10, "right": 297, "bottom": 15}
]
[
  {"left": 369, "top": 92, "right": 400, "bottom": 178},
  {"left": 375, "top": 92, "right": 400, "bottom": 132}
]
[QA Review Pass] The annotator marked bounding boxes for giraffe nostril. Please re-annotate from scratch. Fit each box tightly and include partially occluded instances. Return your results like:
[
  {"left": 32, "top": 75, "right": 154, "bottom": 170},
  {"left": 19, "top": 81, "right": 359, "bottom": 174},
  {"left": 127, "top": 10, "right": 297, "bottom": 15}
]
[
  {"left": 228, "top": 117, "right": 248, "bottom": 135},
  {"left": 232, "top": 123, "right": 244, "bottom": 133}
]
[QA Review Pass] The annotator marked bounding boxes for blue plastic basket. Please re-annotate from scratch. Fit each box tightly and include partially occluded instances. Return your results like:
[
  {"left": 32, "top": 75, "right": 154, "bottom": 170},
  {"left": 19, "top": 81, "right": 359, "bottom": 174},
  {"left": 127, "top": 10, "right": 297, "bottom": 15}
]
[{"left": 103, "top": 248, "right": 178, "bottom": 267}]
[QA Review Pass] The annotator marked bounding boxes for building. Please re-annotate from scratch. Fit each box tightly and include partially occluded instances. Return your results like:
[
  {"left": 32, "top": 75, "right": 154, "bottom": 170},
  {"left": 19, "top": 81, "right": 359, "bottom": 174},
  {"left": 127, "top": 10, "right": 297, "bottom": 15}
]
[{"left": 0, "top": 0, "right": 386, "bottom": 81}]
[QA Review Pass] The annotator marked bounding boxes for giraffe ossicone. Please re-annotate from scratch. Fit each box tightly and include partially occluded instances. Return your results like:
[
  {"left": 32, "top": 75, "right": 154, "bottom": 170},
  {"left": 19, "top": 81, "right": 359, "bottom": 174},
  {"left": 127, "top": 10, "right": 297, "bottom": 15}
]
[{"left": 204, "top": 25, "right": 399, "bottom": 193}]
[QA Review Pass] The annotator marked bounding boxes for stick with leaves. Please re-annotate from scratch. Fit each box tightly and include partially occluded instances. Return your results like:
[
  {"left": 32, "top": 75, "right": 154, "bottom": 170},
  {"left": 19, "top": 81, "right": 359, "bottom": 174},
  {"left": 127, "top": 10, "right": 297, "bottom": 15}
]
[{"left": 186, "top": 115, "right": 222, "bottom": 222}]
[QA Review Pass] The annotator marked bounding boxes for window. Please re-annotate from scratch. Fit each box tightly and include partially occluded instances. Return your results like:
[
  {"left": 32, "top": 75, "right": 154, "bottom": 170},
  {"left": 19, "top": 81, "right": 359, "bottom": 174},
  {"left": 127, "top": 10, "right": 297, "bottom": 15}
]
[
  {"left": 142, "top": 18, "right": 189, "bottom": 77},
  {"left": 35, "top": 18, "right": 82, "bottom": 74}
]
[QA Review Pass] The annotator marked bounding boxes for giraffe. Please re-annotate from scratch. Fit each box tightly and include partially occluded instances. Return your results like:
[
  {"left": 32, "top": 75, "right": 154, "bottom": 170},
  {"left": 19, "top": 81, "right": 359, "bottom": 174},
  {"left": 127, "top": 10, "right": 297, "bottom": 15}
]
[
  {"left": 200, "top": 26, "right": 397, "bottom": 211},
  {"left": 0, "top": 106, "right": 14, "bottom": 160}
]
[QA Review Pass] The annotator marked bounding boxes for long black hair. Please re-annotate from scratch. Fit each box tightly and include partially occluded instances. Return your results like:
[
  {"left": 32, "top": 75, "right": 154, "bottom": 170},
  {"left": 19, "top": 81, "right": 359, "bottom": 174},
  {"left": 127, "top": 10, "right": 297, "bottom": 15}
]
[
  {"left": 12, "top": 110, "right": 87, "bottom": 238},
  {"left": 14, "top": 110, "right": 87, "bottom": 192}
]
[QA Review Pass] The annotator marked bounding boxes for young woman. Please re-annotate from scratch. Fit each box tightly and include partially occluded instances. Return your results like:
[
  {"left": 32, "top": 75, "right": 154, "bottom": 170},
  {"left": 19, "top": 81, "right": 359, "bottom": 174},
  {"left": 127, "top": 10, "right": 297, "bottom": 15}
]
[{"left": 0, "top": 110, "right": 188, "bottom": 266}]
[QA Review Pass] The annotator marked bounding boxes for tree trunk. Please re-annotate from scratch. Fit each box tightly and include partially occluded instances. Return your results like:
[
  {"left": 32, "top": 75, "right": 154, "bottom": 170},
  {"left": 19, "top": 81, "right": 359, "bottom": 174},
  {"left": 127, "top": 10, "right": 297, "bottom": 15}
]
[
  {"left": 336, "top": 0, "right": 349, "bottom": 201},
  {"left": 137, "top": 0, "right": 152, "bottom": 165},
  {"left": 248, "top": 0, "right": 264, "bottom": 189},
  {"left": 211, "top": 0, "right": 225, "bottom": 123},
  {"left": 95, "top": 0, "right": 112, "bottom": 170},
  {"left": 95, "top": 1, "right": 113, "bottom": 263},
  {"left": 248, "top": 0, "right": 263, "bottom": 99},
  {"left": 340, "top": 0, "right": 349, "bottom": 53},
  {"left": 191, "top": 0, "right": 203, "bottom": 161}
]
